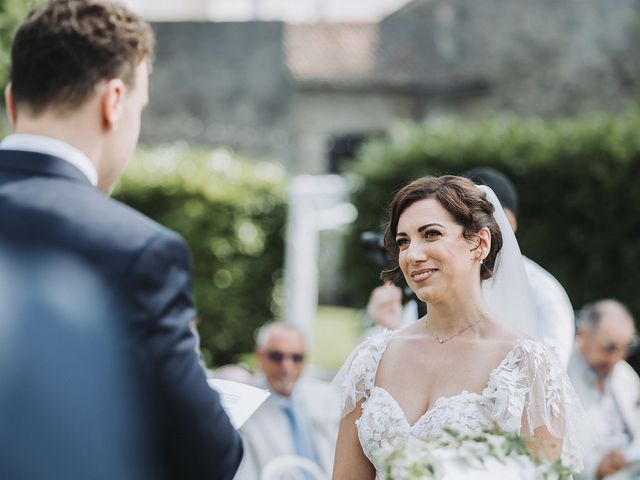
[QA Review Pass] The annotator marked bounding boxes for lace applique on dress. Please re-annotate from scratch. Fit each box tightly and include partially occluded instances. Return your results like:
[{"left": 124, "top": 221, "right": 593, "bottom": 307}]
[
  {"left": 334, "top": 335, "right": 584, "bottom": 478},
  {"left": 333, "top": 329, "right": 396, "bottom": 418}
]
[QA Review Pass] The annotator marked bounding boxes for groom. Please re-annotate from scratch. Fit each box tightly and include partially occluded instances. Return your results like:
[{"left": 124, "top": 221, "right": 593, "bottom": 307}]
[{"left": 0, "top": 1, "right": 242, "bottom": 479}]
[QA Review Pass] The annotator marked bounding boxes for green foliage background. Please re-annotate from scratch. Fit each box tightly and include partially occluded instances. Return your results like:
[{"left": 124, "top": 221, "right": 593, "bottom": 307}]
[
  {"left": 115, "top": 146, "right": 287, "bottom": 366},
  {"left": 344, "top": 112, "right": 640, "bottom": 319}
]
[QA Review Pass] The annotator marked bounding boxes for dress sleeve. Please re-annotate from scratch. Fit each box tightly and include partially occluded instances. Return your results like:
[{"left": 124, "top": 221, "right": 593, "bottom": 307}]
[
  {"left": 331, "top": 330, "right": 394, "bottom": 418},
  {"left": 500, "top": 341, "right": 588, "bottom": 473}
]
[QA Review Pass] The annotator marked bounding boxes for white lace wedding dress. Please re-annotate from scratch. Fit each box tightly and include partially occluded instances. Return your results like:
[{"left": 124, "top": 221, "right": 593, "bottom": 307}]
[{"left": 335, "top": 330, "right": 585, "bottom": 478}]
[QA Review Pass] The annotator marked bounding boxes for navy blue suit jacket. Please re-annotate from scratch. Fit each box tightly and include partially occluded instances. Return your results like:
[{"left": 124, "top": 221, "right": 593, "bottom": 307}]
[{"left": 0, "top": 149, "right": 243, "bottom": 479}]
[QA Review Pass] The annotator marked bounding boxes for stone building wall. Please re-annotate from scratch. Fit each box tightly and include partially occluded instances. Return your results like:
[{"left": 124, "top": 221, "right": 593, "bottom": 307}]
[
  {"left": 141, "top": 1, "right": 640, "bottom": 171},
  {"left": 141, "top": 21, "right": 293, "bottom": 163},
  {"left": 287, "top": 90, "right": 420, "bottom": 173},
  {"left": 382, "top": 0, "right": 640, "bottom": 116}
]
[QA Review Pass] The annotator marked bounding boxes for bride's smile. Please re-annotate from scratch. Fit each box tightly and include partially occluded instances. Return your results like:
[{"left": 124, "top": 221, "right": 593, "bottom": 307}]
[
  {"left": 409, "top": 267, "right": 437, "bottom": 283},
  {"left": 395, "top": 197, "right": 489, "bottom": 307}
]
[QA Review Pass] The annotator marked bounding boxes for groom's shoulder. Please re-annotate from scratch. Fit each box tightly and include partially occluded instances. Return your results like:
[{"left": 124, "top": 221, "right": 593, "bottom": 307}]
[
  {"left": 61, "top": 188, "right": 183, "bottom": 255},
  {"left": 92, "top": 194, "right": 183, "bottom": 250},
  {"left": 100, "top": 194, "right": 168, "bottom": 233}
]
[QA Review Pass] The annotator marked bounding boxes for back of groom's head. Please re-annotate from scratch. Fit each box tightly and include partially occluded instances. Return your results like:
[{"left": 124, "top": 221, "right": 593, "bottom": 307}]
[
  {"left": 10, "top": 0, "right": 154, "bottom": 115},
  {"left": 7, "top": 0, "right": 155, "bottom": 193}
]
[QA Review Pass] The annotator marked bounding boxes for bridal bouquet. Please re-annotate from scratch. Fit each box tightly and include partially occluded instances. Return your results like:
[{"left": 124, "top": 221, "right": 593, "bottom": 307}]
[{"left": 380, "top": 427, "right": 573, "bottom": 480}]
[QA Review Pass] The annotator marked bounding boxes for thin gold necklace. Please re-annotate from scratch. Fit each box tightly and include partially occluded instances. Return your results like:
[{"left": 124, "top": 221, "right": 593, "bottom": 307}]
[{"left": 425, "top": 317, "right": 483, "bottom": 344}]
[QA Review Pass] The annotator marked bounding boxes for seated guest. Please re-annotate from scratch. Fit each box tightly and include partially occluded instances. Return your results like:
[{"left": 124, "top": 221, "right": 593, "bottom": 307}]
[
  {"left": 234, "top": 322, "right": 339, "bottom": 479},
  {"left": 568, "top": 300, "right": 640, "bottom": 479}
]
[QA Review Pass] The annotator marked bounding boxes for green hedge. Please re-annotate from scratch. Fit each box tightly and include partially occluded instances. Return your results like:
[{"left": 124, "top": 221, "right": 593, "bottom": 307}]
[
  {"left": 344, "top": 112, "right": 640, "bottom": 319},
  {"left": 114, "top": 146, "right": 287, "bottom": 366}
]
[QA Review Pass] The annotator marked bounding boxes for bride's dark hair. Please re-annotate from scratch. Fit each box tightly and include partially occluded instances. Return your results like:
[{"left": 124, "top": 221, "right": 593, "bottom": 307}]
[{"left": 381, "top": 175, "right": 502, "bottom": 282}]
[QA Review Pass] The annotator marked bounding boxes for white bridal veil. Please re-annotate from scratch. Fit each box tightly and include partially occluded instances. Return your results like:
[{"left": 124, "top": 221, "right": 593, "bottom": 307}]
[
  {"left": 480, "top": 185, "right": 595, "bottom": 471},
  {"left": 477, "top": 185, "right": 541, "bottom": 340}
]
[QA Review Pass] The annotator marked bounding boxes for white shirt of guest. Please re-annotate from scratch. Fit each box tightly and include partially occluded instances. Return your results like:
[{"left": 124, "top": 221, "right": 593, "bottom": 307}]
[
  {"left": 0, "top": 133, "right": 98, "bottom": 186},
  {"left": 574, "top": 350, "right": 631, "bottom": 454},
  {"left": 257, "top": 378, "right": 319, "bottom": 461}
]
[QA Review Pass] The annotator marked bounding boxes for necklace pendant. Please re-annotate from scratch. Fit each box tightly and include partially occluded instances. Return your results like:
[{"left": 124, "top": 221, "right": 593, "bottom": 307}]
[{"left": 439, "top": 339, "right": 444, "bottom": 344}]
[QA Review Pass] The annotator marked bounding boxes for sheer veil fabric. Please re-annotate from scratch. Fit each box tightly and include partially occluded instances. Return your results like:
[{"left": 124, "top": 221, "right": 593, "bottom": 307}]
[
  {"left": 477, "top": 184, "right": 593, "bottom": 469},
  {"left": 477, "top": 185, "right": 540, "bottom": 340}
]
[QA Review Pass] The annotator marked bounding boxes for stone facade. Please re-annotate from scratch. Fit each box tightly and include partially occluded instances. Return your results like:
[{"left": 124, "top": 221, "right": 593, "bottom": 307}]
[
  {"left": 142, "top": 0, "right": 640, "bottom": 173},
  {"left": 142, "top": 22, "right": 293, "bottom": 164},
  {"left": 382, "top": 0, "right": 640, "bottom": 116},
  {"left": 287, "top": 91, "right": 420, "bottom": 173}
]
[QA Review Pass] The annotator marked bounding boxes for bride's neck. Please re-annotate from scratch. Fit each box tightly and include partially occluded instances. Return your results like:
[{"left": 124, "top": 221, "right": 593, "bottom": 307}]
[{"left": 425, "top": 290, "right": 491, "bottom": 335}]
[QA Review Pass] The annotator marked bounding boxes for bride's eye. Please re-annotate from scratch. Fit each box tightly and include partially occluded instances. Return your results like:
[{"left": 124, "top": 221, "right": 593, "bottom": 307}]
[
  {"left": 396, "top": 237, "right": 409, "bottom": 249},
  {"left": 424, "top": 229, "right": 442, "bottom": 239}
]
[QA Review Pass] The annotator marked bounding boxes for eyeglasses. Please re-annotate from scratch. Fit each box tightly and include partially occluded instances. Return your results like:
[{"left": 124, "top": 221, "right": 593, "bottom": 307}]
[
  {"left": 596, "top": 338, "right": 639, "bottom": 355},
  {"left": 266, "top": 350, "right": 305, "bottom": 364}
]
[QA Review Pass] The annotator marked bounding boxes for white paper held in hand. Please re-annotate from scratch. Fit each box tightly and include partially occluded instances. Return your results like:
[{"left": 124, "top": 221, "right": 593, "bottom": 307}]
[{"left": 207, "top": 378, "right": 270, "bottom": 429}]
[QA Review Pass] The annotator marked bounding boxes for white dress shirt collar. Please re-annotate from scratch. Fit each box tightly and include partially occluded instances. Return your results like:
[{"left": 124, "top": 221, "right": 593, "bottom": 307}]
[
  {"left": 0, "top": 133, "right": 98, "bottom": 186},
  {"left": 574, "top": 350, "right": 632, "bottom": 451}
]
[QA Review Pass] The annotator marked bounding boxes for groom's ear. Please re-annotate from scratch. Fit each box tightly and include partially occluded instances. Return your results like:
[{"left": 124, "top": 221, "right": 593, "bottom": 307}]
[
  {"left": 4, "top": 83, "right": 17, "bottom": 126},
  {"left": 101, "top": 78, "right": 126, "bottom": 131}
]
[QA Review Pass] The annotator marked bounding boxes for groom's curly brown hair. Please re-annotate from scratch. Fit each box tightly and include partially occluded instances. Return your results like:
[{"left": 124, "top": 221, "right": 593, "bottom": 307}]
[{"left": 10, "top": 0, "right": 154, "bottom": 115}]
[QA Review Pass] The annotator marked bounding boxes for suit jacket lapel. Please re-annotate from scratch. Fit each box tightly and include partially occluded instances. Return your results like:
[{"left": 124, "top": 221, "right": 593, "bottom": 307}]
[{"left": 0, "top": 149, "right": 93, "bottom": 186}]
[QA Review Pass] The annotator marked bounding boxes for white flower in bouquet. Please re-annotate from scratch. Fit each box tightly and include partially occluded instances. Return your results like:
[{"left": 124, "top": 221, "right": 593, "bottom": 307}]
[{"left": 380, "top": 427, "right": 574, "bottom": 480}]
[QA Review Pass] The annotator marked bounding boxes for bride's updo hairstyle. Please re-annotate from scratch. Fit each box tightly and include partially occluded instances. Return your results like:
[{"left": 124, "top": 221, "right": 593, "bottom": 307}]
[{"left": 381, "top": 175, "right": 503, "bottom": 282}]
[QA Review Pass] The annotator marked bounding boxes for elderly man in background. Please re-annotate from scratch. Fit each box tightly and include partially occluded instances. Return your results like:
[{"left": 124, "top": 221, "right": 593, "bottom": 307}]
[
  {"left": 234, "top": 322, "right": 339, "bottom": 479},
  {"left": 569, "top": 300, "right": 640, "bottom": 480}
]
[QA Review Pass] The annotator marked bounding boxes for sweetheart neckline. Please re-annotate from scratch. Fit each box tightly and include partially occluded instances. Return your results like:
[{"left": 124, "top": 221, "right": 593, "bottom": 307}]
[
  {"left": 368, "top": 337, "right": 531, "bottom": 429},
  {"left": 370, "top": 386, "right": 489, "bottom": 430}
]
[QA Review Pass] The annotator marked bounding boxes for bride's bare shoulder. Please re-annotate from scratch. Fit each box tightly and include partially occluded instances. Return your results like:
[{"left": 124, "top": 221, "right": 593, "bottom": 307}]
[
  {"left": 386, "top": 321, "right": 429, "bottom": 345},
  {"left": 372, "top": 323, "right": 430, "bottom": 366},
  {"left": 476, "top": 321, "right": 533, "bottom": 361},
  {"left": 488, "top": 317, "right": 533, "bottom": 343}
]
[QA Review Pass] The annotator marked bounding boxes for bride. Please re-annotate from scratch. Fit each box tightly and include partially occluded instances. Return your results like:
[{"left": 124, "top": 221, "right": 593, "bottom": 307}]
[{"left": 332, "top": 175, "right": 584, "bottom": 479}]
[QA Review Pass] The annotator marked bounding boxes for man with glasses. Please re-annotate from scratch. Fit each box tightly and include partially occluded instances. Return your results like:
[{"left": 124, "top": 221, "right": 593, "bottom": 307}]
[
  {"left": 234, "top": 322, "right": 339, "bottom": 479},
  {"left": 569, "top": 300, "right": 640, "bottom": 479}
]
